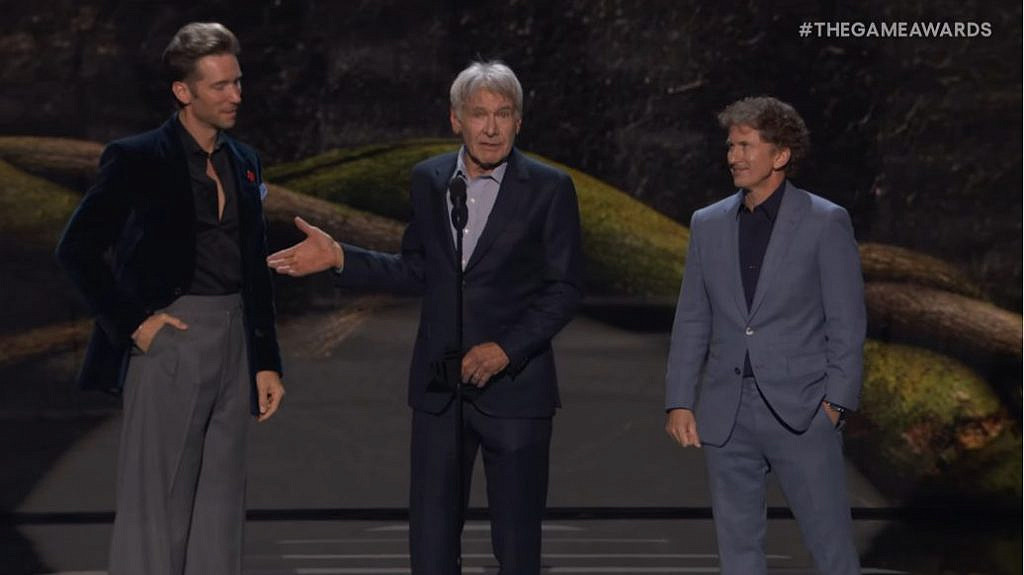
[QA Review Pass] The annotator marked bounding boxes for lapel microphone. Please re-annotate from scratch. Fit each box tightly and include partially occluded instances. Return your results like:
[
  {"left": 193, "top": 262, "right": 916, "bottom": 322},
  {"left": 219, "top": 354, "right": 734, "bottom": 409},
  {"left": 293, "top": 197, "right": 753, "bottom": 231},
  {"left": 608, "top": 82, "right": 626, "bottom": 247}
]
[{"left": 449, "top": 173, "right": 468, "bottom": 232}]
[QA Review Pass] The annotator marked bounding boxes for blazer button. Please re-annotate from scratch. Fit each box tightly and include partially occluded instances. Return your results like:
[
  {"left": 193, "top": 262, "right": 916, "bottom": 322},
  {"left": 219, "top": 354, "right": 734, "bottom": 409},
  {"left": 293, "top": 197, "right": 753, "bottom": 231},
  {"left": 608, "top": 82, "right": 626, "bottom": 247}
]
[
  {"left": 733, "top": 367, "right": 741, "bottom": 375},
  {"left": 745, "top": 326, "right": 754, "bottom": 336}
]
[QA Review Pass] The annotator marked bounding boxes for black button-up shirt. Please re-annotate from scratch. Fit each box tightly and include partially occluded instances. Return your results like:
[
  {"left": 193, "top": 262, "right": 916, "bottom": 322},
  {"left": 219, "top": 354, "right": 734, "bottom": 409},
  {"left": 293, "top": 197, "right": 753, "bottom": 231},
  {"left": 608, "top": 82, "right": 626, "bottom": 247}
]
[
  {"left": 738, "top": 180, "right": 786, "bottom": 376},
  {"left": 174, "top": 116, "right": 243, "bottom": 295}
]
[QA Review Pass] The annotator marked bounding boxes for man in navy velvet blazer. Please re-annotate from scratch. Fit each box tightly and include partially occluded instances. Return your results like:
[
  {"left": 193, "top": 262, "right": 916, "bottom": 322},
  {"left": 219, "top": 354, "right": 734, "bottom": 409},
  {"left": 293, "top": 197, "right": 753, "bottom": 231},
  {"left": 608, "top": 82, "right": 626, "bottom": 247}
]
[
  {"left": 268, "top": 61, "right": 583, "bottom": 574},
  {"left": 56, "top": 22, "right": 283, "bottom": 575}
]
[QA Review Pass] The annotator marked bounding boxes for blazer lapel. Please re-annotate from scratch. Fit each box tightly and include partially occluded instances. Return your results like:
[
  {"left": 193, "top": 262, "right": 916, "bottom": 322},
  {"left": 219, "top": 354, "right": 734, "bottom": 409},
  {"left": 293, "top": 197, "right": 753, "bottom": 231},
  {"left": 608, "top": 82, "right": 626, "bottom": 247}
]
[
  {"left": 464, "top": 149, "right": 527, "bottom": 272},
  {"left": 429, "top": 156, "right": 459, "bottom": 268},
  {"left": 157, "top": 118, "right": 195, "bottom": 227},
  {"left": 224, "top": 139, "right": 249, "bottom": 207},
  {"left": 720, "top": 191, "right": 748, "bottom": 319},
  {"left": 748, "top": 182, "right": 808, "bottom": 318}
]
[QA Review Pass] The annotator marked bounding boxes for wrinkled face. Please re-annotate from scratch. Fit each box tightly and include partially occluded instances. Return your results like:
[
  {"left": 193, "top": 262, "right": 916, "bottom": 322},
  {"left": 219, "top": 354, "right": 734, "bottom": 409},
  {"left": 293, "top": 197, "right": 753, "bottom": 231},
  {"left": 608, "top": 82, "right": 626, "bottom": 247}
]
[
  {"left": 450, "top": 88, "right": 521, "bottom": 175},
  {"left": 726, "top": 124, "right": 789, "bottom": 193},
  {"left": 173, "top": 53, "right": 242, "bottom": 131}
]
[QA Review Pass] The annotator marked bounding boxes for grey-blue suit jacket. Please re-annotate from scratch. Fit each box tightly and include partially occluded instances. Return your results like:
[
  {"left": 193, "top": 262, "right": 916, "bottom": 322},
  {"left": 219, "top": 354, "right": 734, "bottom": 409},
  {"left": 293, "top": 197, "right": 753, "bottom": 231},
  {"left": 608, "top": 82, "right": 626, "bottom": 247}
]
[{"left": 665, "top": 182, "right": 866, "bottom": 446}]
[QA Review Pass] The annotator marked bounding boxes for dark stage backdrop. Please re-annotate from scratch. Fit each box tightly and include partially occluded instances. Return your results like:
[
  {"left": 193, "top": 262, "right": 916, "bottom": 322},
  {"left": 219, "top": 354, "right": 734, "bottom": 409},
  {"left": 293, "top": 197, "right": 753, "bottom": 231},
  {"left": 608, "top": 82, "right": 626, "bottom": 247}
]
[
  {"left": 0, "top": 2, "right": 1021, "bottom": 571},
  {"left": 2, "top": 0, "right": 1020, "bottom": 306}
]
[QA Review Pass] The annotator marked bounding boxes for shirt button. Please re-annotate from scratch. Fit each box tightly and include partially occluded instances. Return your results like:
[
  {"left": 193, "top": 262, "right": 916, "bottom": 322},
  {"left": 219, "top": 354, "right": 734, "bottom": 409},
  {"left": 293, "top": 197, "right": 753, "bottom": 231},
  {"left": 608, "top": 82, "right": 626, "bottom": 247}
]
[
  {"left": 745, "top": 327, "right": 754, "bottom": 336},
  {"left": 733, "top": 367, "right": 741, "bottom": 375}
]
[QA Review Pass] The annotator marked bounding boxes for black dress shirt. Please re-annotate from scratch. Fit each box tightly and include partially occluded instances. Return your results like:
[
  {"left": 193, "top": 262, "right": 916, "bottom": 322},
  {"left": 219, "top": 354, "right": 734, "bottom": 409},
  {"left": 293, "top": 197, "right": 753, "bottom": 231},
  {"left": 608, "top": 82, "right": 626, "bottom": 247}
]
[
  {"left": 738, "top": 181, "right": 786, "bottom": 376},
  {"left": 175, "top": 117, "right": 243, "bottom": 295}
]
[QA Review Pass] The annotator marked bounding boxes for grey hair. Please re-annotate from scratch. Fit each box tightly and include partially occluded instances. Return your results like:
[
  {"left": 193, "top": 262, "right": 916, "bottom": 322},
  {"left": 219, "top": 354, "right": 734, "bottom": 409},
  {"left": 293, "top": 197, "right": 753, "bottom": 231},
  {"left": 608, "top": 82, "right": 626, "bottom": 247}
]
[
  {"left": 162, "top": 22, "right": 240, "bottom": 83},
  {"left": 449, "top": 61, "right": 523, "bottom": 118}
]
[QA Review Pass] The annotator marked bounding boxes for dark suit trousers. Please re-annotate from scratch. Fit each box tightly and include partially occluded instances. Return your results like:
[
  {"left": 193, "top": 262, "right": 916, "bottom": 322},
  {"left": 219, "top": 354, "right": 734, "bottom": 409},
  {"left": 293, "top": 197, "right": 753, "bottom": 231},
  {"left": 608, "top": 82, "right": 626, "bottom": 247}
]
[
  {"left": 703, "top": 377, "right": 859, "bottom": 575},
  {"left": 109, "top": 294, "right": 249, "bottom": 575},
  {"left": 409, "top": 403, "right": 552, "bottom": 575}
]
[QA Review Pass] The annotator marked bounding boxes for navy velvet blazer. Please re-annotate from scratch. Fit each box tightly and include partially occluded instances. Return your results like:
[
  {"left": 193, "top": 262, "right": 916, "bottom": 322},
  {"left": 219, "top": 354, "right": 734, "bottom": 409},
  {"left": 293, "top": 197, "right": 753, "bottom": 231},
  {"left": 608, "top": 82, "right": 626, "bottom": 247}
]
[
  {"left": 336, "top": 148, "right": 584, "bottom": 418},
  {"left": 55, "top": 117, "right": 282, "bottom": 402}
]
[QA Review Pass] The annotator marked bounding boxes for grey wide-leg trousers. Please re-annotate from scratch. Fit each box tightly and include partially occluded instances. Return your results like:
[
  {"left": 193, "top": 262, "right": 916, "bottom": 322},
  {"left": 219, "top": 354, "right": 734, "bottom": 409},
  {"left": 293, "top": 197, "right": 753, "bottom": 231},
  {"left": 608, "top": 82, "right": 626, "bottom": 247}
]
[
  {"left": 108, "top": 294, "right": 250, "bottom": 575},
  {"left": 703, "top": 377, "right": 860, "bottom": 575}
]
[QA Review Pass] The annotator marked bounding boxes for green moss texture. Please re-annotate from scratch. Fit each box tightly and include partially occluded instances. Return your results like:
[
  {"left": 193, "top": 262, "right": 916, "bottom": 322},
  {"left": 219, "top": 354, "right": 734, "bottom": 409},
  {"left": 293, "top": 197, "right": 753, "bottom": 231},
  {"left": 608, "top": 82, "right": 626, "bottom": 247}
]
[
  {"left": 0, "top": 159, "right": 78, "bottom": 246},
  {"left": 858, "top": 340, "right": 1020, "bottom": 501}
]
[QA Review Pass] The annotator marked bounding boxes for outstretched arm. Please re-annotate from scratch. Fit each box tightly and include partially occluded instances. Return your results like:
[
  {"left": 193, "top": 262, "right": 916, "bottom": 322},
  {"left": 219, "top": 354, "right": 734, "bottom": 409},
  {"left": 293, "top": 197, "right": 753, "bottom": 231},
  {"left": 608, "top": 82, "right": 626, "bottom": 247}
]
[
  {"left": 266, "top": 216, "right": 343, "bottom": 276},
  {"left": 268, "top": 213, "right": 426, "bottom": 296}
]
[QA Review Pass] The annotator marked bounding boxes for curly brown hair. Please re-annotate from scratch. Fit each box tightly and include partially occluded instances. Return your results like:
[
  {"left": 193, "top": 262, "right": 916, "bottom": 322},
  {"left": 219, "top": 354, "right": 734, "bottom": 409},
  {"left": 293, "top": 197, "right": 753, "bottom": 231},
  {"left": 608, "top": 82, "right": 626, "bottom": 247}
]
[{"left": 717, "top": 96, "right": 810, "bottom": 175}]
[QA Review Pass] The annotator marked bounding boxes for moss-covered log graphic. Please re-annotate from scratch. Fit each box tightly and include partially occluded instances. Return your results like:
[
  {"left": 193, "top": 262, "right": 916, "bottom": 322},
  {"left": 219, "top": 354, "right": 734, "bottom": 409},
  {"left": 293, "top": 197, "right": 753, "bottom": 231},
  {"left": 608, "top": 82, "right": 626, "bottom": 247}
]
[{"left": 1, "top": 136, "right": 1019, "bottom": 502}]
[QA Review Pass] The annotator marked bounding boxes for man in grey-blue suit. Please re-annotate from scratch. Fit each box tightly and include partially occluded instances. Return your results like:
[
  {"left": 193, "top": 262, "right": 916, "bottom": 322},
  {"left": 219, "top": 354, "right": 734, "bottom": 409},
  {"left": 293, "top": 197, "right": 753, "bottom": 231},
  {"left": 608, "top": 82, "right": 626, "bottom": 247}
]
[{"left": 665, "top": 97, "right": 865, "bottom": 574}]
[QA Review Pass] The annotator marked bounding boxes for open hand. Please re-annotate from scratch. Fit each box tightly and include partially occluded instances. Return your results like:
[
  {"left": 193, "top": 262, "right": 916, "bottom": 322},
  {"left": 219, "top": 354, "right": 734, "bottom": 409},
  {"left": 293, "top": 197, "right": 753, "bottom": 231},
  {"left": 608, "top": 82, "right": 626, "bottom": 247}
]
[{"left": 266, "top": 216, "right": 343, "bottom": 276}]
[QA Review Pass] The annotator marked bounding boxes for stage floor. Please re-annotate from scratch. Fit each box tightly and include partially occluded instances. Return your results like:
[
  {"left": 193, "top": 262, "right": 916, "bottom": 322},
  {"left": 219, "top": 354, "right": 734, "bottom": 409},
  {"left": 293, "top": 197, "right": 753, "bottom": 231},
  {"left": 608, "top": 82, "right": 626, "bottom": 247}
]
[
  {"left": 3, "top": 298, "right": 1019, "bottom": 574},
  {"left": 8, "top": 516, "right": 1020, "bottom": 574}
]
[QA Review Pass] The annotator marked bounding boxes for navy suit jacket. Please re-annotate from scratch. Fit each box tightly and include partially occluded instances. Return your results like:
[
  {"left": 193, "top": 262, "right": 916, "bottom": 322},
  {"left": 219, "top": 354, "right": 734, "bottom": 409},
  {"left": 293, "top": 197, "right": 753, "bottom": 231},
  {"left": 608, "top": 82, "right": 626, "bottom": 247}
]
[
  {"left": 665, "top": 182, "right": 866, "bottom": 445},
  {"left": 55, "top": 117, "right": 282, "bottom": 410},
  {"left": 335, "top": 148, "right": 584, "bottom": 417}
]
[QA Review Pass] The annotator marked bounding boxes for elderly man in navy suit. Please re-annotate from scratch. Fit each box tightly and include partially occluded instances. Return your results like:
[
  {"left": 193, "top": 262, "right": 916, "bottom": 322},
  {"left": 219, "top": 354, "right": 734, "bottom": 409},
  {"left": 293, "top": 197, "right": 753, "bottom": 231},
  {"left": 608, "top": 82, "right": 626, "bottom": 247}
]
[
  {"left": 268, "top": 61, "right": 583, "bottom": 574},
  {"left": 56, "top": 22, "right": 284, "bottom": 575},
  {"left": 664, "top": 97, "right": 866, "bottom": 574}
]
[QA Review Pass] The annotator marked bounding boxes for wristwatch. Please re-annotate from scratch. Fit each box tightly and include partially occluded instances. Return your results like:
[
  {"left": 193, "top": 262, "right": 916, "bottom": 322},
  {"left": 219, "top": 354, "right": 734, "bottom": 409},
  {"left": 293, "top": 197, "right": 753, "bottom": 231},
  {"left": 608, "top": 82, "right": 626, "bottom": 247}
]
[{"left": 824, "top": 400, "right": 849, "bottom": 424}]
